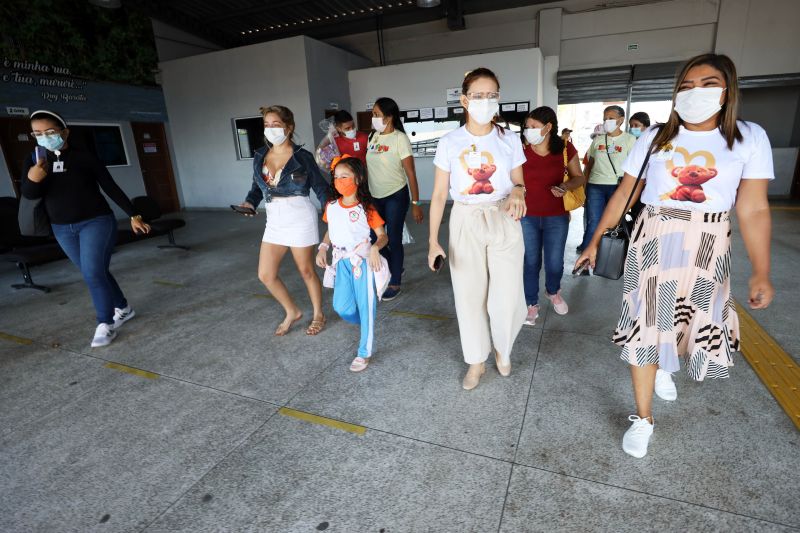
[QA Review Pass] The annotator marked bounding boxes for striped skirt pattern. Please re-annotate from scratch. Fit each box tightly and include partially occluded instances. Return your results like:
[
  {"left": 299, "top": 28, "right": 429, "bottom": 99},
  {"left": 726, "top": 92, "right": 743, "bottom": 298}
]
[{"left": 612, "top": 205, "right": 740, "bottom": 381}]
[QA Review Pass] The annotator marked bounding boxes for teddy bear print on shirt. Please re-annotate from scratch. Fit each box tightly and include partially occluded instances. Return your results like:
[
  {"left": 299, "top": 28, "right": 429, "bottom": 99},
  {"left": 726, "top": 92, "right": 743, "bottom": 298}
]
[
  {"left": 662, "top": 148, "right": 718, "bottom": 204},
  {"left": 458, "top": 149, "right": 497, "bottom": 195}
]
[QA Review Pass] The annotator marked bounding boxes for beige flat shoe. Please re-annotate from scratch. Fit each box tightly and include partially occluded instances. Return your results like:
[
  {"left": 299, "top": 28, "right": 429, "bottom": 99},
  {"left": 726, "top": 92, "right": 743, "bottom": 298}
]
[
  {"left": 495, "top": 350, "right": 511, "bottom": 377},
  {"left": 462, "top": 363, "right": 486, "bottom": 390}
]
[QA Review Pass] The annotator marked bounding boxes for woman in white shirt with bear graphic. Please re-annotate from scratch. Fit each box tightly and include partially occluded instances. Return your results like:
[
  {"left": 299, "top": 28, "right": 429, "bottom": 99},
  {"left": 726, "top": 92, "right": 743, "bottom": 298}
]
[
  {"left": 428, "top": 67, "right": 528, "bottom": 391},
  {"left": 576, "top": 54, "right": 775, "bottom": 459}
]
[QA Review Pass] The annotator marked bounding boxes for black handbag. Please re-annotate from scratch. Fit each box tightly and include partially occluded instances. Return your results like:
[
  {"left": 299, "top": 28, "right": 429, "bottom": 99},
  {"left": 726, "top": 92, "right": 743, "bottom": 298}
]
[
  {"left": 18, "top": 151, "right": 51, "bottom": 237},
  {"left": 593, "top": 138, "right": 655, "bottom": 280},
  {"left": 18, "top": 195, "right": 51, "bottom": 237}
]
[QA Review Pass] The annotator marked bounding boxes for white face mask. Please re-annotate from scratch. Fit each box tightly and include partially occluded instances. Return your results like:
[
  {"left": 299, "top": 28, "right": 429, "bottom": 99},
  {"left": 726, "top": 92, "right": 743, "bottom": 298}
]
[
  {"left": 523, "top": 127, "right": 546, "bottom": 146},
  {"left": 467, "top": 98, "right": 499, "bottom": 126},
  {"left": 603, "top": 119, "right": 619, "bottom": 134},
  {"left": 264, "top": 127, "right": 287, "bottom": 145},
  {"left": 372, "top": 117, "right": 387, "bottom": 133},
  {"left": 343, "top": 129, "right": 357, "bottom": 139},
  {"left": 674, "top": 87, "right": 725, "bottom": 124}
]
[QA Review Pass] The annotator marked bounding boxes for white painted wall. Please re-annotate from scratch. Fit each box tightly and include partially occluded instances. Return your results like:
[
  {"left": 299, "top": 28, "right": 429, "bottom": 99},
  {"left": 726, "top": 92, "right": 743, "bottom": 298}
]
[
  {"left": 160, "top": 36, "right": 312, "bottom": 208},
  {"left": 151, "top": 19, "right": 223, "bottom": 63},
  {"left": 716, "top": 0, "right": 800, "bottom": 77},
  {"left": 559, "top": 0, "right": 718, "bottom": 70},
  {"left": 349, "top": 48, "right": 543, "bottom": 200},
  {"left": 159, "top": 36, "right": 370, "bottom": 208},
  {"left": 303, "top": 37, "right": 373, "bottom": 146}
]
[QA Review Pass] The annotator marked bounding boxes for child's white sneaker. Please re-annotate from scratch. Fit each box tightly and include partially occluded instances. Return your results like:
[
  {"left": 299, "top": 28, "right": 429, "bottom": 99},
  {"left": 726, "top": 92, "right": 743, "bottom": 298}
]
[
  {"left": 91, "top": 323, "right": 117, "bottom": 348},
  {"left": 622, "top": 415, "right": 654, "bottom": 458},
  {"left": 113, "top": 306, "right": 136, "bottom": 329},
  {"left": 655, "top": 369, "right": 677, "bottom": 401}
]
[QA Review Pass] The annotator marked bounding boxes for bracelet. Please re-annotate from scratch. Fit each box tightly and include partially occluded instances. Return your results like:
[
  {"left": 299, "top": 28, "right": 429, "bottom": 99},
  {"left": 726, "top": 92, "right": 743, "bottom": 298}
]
[
  {"left": 131, "top": 215, "right": 142, "bottom": 221},
  {"left": 318, "top": 242, "right": 330, "bottom": 251},
  {"left": 411, "top": 200, "right": 421, "bottom": 206}
]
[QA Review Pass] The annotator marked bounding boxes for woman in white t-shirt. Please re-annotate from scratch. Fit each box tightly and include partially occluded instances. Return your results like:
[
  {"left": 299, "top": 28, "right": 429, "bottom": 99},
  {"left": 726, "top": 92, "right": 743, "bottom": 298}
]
[
  {"left": 576, "top": 54, "right": 775, "bottom": 458},
  {"left": 428, "top": 67, "right": 528, "bottom": 391}
]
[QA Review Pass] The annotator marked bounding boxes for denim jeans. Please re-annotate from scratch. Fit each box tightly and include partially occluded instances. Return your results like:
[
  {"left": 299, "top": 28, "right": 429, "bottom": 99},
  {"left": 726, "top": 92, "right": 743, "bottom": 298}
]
[
  {"left": 372, "top": 186, "right": 410, "bottom": 286},
  {"left": 580, "top": 183, "right": 618, "bottom": 250},
  {"left": 51, "top": 214, "right": 127, "bottom": 325},
  {"left": 521, "top": 214, "right": 570, "bottom": 306}
]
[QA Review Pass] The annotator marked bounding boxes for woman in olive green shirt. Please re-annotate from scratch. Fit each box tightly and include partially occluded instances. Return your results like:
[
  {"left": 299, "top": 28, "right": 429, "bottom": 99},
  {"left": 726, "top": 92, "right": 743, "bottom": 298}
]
[{"left": 366, "top": 97, "right": 424, "bottom": 300}]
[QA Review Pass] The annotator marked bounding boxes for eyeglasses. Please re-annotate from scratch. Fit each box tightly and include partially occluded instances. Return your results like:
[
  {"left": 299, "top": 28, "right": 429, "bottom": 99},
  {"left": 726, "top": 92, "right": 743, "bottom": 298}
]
[
  {"left": 466, "top": 92, "right": 500, "bottom": 100},
  {"left": 30, "top": 129, "right": 61, "bottom": 139}
]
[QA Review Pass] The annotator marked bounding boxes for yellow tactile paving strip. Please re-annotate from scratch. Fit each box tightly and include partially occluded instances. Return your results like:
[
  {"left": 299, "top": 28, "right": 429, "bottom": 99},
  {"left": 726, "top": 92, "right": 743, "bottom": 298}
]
[
  {"left": 0, "top": 332, "right": 34, "bottom": 345},
  {"left": 736, "top": 301, "right": 800, "bottom": 430},
  {"left": 104, "top": 362, "right": 160, "bottom": 380},
  {"left": 279, "top": 407, "right": 366, "bottom": 435}
]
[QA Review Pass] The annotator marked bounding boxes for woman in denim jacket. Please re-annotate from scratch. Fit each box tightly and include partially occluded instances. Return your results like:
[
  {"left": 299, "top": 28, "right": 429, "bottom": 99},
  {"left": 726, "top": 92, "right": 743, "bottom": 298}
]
[{"left": 238, "top": 105, "right": 329, "bottom": 336}]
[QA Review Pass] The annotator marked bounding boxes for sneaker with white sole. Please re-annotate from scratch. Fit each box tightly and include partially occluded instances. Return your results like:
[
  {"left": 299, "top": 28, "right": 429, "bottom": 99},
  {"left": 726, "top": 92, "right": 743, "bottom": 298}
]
[
  {"left": 622, "top": 415, "right": 654, "bottom": 458},
  {"left": 91, "top": 323, "right": 117, "bottom": 348},
  {"left": 655, "top": 369, "right": 677, "bottom": 401},
  {"left": 524, "top": 304, "right": 539, "bottom": 326},
  {"left": 546, "top": 291, "right": 569, "bottom": 315},
  {"left": 113, "top": 306, "right": 136, "bottom": 329}
]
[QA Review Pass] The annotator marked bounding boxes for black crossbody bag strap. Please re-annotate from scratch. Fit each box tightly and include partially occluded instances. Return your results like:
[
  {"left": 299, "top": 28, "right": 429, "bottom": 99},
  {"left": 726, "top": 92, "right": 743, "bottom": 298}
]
[
  {"left": 610, "top": 128, "right": 662, "bottom": 232},
  {"left": 604, "top": 133, "right": 620, "bottom": 181}
]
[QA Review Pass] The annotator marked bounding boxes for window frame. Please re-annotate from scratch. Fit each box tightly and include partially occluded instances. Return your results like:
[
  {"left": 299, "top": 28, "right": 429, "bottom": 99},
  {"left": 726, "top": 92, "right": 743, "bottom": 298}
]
[
  {"left": 232, "top": 115, "right": 264, "bottom": 161},
  {"left": 68, "top": 122, "right": 131, "bottom": 168}
]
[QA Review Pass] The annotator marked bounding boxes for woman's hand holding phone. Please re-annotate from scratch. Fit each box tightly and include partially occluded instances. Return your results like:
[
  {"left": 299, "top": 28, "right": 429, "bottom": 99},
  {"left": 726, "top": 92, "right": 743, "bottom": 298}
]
[{"left": 231, "top": 203, "right": 256, "bottom": 217}]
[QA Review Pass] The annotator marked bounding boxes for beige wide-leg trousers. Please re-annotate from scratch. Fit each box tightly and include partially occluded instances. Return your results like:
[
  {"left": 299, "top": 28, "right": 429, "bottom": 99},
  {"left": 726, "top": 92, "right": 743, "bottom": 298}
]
[{"left": 448, "top": 201, "right": 527, "bottom": 365}]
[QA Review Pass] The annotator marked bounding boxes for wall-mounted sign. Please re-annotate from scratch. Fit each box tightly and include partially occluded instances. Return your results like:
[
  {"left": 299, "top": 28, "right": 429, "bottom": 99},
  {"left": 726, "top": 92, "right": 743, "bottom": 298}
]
[
  {"left": 627, "top": 43, "right": 639, "bottom": 51},
  {"left": 446, "top": 87, "right": 462, "bottom": 104},
  {"left": 6, "top": 106, "right": 29, "bottom": 116},
  {"left": 143, "top": 142, "right": 158, "bottom": 153},
  {"left": 419, "top": 108, "right": 434, "bottom": 120}
]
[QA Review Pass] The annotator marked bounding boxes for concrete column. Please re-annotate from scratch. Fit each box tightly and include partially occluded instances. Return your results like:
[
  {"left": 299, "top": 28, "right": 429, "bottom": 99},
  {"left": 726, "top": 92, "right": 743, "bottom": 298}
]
[{"left": 542, "top": 55, "right": 559, "bottom": 110}]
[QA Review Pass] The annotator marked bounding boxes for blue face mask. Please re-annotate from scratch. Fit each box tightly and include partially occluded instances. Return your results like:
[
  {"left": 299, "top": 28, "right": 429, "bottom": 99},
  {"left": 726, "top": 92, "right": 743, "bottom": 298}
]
[
  {"left": 36, "top": 133, "right": 65, "bottom": 152},
  {"left": 629, "top": 127, "right": 642, "bottom": 138}
]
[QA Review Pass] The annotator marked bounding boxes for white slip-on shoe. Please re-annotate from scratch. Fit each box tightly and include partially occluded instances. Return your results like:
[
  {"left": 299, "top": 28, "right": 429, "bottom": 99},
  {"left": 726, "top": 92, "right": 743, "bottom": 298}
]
[
  {"left": 524, "top": 305, "right": 539, "bottom": 326},
  {"left": 655, "top": 369, "right": 677, "bottom": 401},
  {"left": 622, "top": 415, "right": 654, "bottom": 458},
  {"left": 91, "top": 323, "right": 117, "bottom": 348},
  {"left": 113, "top": 306, "right": 136, "bottom": 329}
]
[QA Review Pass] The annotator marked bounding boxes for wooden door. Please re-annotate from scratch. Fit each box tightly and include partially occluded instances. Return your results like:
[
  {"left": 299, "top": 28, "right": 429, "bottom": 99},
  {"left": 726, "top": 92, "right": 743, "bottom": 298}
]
[
  {"left": 357, "top": 111, "right": 373, "bottom": 133},
  {"left": 0, "top": 117, "right": 37, "bottom": 197},
  {"left": 130, "top": 122, "right": 180, "bottom": 214}
]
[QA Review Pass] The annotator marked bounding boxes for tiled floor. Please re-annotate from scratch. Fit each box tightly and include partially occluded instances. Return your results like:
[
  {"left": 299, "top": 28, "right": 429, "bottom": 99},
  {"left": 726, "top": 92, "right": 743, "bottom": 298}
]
[{"left": 1, "top": 207, "right": 798, "bottom": 532}]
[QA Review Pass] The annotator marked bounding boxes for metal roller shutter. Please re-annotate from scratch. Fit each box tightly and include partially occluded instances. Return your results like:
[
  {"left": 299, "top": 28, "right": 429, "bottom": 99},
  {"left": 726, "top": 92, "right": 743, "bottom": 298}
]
[{"left": 556, "top": 66, "right": 632, "bottom": 104}]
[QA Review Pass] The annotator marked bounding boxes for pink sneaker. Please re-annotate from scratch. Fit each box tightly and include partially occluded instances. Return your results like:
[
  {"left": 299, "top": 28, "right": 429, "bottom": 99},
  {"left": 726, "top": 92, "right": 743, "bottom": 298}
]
[
  {"left": 524, "top": 304, "right": 539, "bottom": 326},
  {"left": 546, "top": 291, "right": 569, "bottom": 315}
]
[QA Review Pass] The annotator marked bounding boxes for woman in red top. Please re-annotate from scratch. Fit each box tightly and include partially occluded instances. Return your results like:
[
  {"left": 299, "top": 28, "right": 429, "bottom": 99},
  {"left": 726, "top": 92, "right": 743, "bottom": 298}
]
[
  {"left": 333, "top": 110, "right": 369, "bottom": 165},
  {"left": 520, "top": 106, "right": 585, "bottom": 326}
]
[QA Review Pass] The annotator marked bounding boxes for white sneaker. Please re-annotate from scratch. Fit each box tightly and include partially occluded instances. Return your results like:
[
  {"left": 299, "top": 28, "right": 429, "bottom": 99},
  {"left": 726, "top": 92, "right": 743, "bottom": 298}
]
[
  {"left": 622, "top": 415, "right": 654, "bottom": 458},
  {"left": 91, "top": 323, "right": 117, "bottom": 348},
  {"left": 524, "top": 304, "right": 539, "bottom": 326},
  {"left": 655, "top": 369, "right": 677, "bottom": 401},
  {"left": 113, "top": 306, "right": 136, "bottom": 329}
]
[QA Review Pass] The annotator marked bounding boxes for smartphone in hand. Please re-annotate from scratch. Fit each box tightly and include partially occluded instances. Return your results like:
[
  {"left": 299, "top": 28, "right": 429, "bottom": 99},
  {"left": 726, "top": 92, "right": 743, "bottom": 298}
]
[
  {"left": 433, "top": 254, "right": 446, "bottom": 273},
  {"left": 572, "top": 259, "right": 589, "bottom": 277},
  {"left": 230, "top": 204, "right": 256, "bottom": 216},
  {"left": 551, "top": 185, "right": 566, "bottom": 194},
  {"left": 33, "top": 146, "right": 47, "bottom": 164}
]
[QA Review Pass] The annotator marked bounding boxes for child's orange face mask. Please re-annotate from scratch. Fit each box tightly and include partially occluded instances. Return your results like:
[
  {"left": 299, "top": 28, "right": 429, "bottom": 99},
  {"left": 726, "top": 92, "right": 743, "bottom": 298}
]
[{"left": 334, "top": 177, "right": 357, "bottom": 196}]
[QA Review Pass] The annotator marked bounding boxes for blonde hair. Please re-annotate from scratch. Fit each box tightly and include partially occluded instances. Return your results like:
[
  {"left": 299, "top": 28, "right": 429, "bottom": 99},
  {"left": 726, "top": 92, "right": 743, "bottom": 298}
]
[
  {"left": 652, "top": 53, "right": 742, "bottom": 151},
  {"left": 260, "top": 105, "right": 295, "bottom": 143}
]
